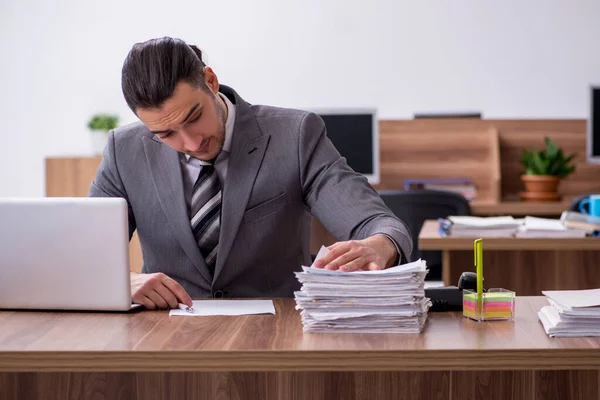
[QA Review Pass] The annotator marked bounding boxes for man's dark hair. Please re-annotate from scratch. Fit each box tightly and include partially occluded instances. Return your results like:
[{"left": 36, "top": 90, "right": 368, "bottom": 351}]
[{"left": 121, "top": 37, "right": 208, "bottom": 112}]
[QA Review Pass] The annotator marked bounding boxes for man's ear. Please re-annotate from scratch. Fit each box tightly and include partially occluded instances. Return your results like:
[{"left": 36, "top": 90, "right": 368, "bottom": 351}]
[{"left": 203, "top": 67, "right": 220, "bottom": 94}]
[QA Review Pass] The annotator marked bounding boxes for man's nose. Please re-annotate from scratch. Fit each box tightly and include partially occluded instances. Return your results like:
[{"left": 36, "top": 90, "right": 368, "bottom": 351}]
[{"left": 181, "top": 132, "right": 205, "bottom": 151}]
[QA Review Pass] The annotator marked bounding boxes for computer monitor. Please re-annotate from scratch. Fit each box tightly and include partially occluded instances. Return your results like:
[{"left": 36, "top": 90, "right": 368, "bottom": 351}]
[
  {"left": 311, "top": 109, "right": 380, "bottom": 185},
  {"left": 587, "top": 85, "right": 600, "bottom": 163}
]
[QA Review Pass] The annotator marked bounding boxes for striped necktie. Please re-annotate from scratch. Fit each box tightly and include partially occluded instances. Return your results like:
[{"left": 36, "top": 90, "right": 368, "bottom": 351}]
[{"left": 190, "top": 164, "right": 221, "bottom": 274}]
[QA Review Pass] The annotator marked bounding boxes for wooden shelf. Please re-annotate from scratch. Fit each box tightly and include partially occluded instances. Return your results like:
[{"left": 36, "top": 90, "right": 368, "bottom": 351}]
[
  {"left": 469, "top": 199, "right": 572, "bottom": 216},
  {"left": 377, "top": 119, "right": 600, "bottom": 212}
]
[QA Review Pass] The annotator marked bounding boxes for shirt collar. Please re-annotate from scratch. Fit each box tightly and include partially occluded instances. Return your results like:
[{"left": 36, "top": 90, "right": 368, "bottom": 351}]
[{"left": 184, "top": 92, "right": 236, "bottom": 164}]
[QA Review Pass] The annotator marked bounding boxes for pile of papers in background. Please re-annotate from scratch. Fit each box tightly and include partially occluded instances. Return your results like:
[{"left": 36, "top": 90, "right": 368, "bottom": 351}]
[
  {"left": 439, "top": 216, "right": 520, "bottom": 237},
  {"left": 516, "top": 216, "right": 588, "bottom": 238},
  {"left": 538, "top": 289, "right": 600, "bottom": 337},
  {"left": 439, "top": 215, "right": 591, "bottom": 238},
  {"left": 294, "top": 247, "right": 430, "bottom": 334}
]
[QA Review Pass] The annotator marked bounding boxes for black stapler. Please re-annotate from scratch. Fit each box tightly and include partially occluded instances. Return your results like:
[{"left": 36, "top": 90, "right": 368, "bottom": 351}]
[{"left": 425, "top": 272, "right": 481, "bottom": 312}]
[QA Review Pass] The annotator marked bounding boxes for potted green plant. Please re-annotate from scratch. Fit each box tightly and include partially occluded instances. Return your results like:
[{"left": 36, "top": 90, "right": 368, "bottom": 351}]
[
  {"left": 520, "top": 137, "right": 576, "bottom": 201},
  {"left": 88, "top": 113, "right": 119, "bottom": 155}
]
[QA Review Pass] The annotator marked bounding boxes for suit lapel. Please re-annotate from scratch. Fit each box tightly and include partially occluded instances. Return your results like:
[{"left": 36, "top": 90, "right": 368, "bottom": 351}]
[
  {"left": 214, "top": 87, "right": 270, "bottom": 282},
  {"left": 143, "top": 136, "right": 212, "bottom": 286}
]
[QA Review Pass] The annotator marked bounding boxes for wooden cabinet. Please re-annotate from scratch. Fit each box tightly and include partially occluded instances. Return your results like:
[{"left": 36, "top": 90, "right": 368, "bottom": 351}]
[
  {"left": 45, "top": 157, "right": 143, "bottom": 273},
  {"left": 376, "top": 126, "right": 502, "bottom": 203},
  {"left": 376, "top": 118, "right": 600, "bottom": 204}
]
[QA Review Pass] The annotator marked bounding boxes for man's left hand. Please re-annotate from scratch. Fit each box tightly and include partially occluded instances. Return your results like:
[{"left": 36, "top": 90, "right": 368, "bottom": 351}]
[{"left": 313, "top": 234, "right": 398, "bottom": 272}]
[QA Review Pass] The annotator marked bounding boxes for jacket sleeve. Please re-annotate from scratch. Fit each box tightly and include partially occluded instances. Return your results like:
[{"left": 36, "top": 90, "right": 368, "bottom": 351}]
[
  {"left": 87, "top": 130, "right": 137, "bottom": 240},
  {"left": 298, "top": 112, "right": 413, "bottom": 263}
]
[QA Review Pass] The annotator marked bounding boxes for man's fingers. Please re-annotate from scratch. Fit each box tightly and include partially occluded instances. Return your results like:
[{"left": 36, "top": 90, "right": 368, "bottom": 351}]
[
  {"left": 130, "top": 272, "right": 191, "bottom": 309},
  {"left": 313, "top": 251, "right": 335, "bottom": 268},
  {"left": 155, "top": 282, "right": 180, "bottom": 309},
  {"left": 134, "top": 294, "right": 157, "bottom": 310},
  {"left": 315, "top": 242, "right": 352, "bottom": 268},
  {"left": 325, "top": 251, "right": 360, "bottom": 270},
  {"left": 366, "top": 261, "right": 382, "bottom": 271},
  {"left": 314, "top": 239, "right": 386, "bottom": 272},
  {"left": 163, "top": 276, "right": 193, "bottom": 306},
  {"left": 313, "top": 244, "right": 342, "bottom": 267},
  {"left": 337, "top": 258, "right": 367, "bottom": 272},
  {"left": 342, "top": 261, "right": 381, "bottom": 272},
  {"left": 145, "top": 289, "right": 169, "bottom": 309},
  {"left": 327, "top": 242, "right": 341, "bottom": 251}
]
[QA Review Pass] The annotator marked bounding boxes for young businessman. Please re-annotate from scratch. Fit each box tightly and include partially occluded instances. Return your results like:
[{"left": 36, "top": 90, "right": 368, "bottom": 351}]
[{"left": 88, "top": 37, "right": 412, "bottom": 309}]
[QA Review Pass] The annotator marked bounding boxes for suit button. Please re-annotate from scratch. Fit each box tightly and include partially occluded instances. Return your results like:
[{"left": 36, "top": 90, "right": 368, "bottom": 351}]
[{"left": 213, "top": 290, "right": 224, "bottom": 298}]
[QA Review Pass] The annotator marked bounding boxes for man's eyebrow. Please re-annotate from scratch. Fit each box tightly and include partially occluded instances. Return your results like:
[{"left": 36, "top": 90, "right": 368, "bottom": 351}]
[
  {"left": 180, "top": 103, "right": 200, "bottom": 124},
  {"left": 150, "top": 103, "right": 201, "bottom": 135}
]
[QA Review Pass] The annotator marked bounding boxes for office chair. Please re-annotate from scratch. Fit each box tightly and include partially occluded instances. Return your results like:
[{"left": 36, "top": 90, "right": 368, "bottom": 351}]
[
  {"left": 378, "top": 189, "right": 471, "bottom": 280},
  {"left": 568, "top": 194, "right": 591, "bottom": 212}
]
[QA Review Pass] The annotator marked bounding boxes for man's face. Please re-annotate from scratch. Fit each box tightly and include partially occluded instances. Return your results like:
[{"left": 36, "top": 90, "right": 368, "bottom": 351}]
[{"left": 136, "top": 69, "right": 227, "bottom": 161}]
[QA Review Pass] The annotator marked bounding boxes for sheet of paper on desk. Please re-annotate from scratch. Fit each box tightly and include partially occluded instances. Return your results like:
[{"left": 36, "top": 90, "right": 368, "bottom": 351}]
[
  {"left": 542, "top": 289, "right": 600, "bottom": 309},
  {"left": 169, "top": 300, "right": 275, "bottom": 316}
]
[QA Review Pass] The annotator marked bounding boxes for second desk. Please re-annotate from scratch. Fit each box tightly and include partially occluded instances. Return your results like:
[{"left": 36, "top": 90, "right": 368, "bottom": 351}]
[{"left": 418, "top": 220, "right": 600, "bottom": 295}]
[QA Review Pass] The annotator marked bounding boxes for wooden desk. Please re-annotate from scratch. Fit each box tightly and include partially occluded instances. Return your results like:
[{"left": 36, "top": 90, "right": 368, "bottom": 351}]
[
  {"left": 419, "top": 220, "right": 600, "bottom": 295},
  {"left": 1, "top": 298, "right": 599, "bottom": 400}
]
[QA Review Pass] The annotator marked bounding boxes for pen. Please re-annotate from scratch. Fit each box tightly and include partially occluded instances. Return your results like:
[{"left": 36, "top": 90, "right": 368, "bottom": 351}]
[
  {"left": 178, "top": 303, "right": 195, "bottom": 313},
  {"left": 474, "top": 238, "right": 483, "bottom": 317}
]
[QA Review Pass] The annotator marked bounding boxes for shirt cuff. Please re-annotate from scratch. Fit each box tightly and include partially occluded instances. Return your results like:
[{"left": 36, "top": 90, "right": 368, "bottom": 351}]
[{"left": 376, "top": 233, "right": 406, "bottom": 266}]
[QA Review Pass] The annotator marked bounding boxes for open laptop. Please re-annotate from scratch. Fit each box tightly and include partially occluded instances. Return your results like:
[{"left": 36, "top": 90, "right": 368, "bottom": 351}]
[{"left": 0, "top": 197, "right": 135, "bottom": 311}]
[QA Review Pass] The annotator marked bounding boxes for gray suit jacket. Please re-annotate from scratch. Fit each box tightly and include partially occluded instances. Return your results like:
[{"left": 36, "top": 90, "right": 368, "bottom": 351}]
[{"left": 89, "top": 85, "right": 412, "bottom": 298}]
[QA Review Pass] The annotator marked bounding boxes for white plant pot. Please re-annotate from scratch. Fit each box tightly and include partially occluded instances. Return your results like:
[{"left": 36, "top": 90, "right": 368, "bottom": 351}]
[{"left": 90, "top": 130, "right": 109, "bottom": 155}]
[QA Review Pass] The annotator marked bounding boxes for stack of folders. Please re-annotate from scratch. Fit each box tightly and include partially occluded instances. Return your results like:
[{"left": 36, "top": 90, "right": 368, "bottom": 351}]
[
  {"left": 439, "top": 216, "right": 521, "bottom": 238},
  {"left": 560, "top": 211, "right": 600, "bottom": 233},
  {"left": 515, "top": 216, "right": 588, "bottom": 238},
  {"left": 538, "top": 289, "right": 600, "bottom": 337},
  {"left": 294, "top": 247, "right": 430, "bottom": 334}
]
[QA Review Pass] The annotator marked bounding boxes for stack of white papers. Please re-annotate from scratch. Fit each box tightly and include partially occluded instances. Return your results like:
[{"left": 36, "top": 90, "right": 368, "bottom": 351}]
[
  {"left": 294, "top": 247, "right": 430, "bottom": 334},
  {"left": 515, "top": 216, "right": 588, "bottom": 238},
  {"left": 446, "top": 216, "right": 521, "bottom": 238},
  {"left": 538, "top": 289, "right": 600, "bottom": 337}
]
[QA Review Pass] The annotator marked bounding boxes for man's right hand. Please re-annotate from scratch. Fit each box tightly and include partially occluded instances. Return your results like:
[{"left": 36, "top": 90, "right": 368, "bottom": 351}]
[{"left": 130, "top": 272, "right": 193, "bottom": 310}]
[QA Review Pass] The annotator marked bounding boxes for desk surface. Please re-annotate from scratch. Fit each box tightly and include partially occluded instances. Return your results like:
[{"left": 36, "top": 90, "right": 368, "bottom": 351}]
[
  {"left": 418, "top": 219, "right": 600, "bottom": 250},
  {"left": 1, "top": 297, "right": 600, "bottom": 372}
]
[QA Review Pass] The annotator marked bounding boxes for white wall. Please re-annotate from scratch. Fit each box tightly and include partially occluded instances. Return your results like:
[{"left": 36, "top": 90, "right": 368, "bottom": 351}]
[{"left": 1, "top": 0, "right": 599, "bottom": 197}]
